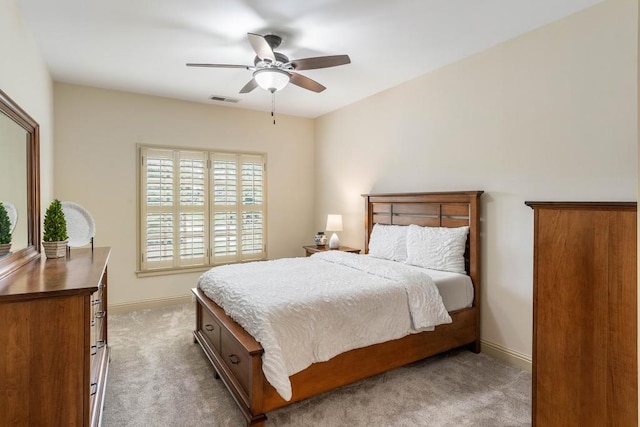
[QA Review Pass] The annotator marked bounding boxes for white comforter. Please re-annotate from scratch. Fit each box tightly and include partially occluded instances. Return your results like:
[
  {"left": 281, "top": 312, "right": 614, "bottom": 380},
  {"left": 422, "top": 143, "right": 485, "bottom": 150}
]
[{"left": 197, "top": 251, "right": 452, "bottom": 401}]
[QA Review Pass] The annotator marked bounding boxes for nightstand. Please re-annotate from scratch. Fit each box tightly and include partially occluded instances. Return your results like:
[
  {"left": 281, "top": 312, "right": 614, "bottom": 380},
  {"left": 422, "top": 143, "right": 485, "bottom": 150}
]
[{"left": 303, "top": 245, "right": 361, "bottom": 257}]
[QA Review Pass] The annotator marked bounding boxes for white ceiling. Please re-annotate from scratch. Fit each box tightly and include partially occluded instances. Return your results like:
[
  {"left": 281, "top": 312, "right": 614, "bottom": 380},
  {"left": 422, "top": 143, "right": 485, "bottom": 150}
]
[{"left": 16, "top": 0, "right": 602, "bottom": 118}]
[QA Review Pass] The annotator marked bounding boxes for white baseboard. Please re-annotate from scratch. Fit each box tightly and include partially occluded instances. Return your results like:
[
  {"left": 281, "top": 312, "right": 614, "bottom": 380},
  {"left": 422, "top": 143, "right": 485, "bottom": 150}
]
[
  {"left": 108, "top": 295, "right": 193, "bottom": 314},
  {"left": 481, "top": 339, "right": 532, "bottom": 372}
]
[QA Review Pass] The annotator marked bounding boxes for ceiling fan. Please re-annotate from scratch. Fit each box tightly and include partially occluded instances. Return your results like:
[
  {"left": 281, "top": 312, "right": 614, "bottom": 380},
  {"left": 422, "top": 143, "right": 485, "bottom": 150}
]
[{"left": 186, "top": 33, "right": 351, "bottom": 94}]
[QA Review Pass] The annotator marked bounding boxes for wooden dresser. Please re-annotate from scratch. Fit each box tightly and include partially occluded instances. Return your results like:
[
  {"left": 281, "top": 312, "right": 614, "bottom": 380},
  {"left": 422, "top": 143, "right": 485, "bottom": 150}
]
[
  {"left": 0, "top": 247, "right": 110, "bottom": 427},
  {"left": 526, "top": 202, "right": 637, "bottom": 426}
]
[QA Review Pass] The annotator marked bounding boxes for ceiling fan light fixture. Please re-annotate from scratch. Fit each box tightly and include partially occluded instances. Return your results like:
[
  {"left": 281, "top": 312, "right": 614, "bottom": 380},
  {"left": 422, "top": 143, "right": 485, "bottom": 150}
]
[{"left": 253, "top": 68, "right": 290, "bottom": 93}]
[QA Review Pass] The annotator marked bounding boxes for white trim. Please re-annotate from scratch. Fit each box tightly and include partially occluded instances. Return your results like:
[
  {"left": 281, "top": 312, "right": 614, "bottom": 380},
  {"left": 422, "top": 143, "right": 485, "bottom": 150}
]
[
  {"left": 135, "top": 265, "right": 210, "bottom": 278},
  {"left": 481, "top": 339, "right": 532, "bottom": 372},
  {"left": 108, "top": 295, "right": 193, "bottom": 314}
]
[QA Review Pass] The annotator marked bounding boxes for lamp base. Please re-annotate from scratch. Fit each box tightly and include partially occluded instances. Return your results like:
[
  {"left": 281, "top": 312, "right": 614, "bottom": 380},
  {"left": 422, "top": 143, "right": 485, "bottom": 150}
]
[{"left": 329, "top": 233, "right": 340, "bottom": 249}]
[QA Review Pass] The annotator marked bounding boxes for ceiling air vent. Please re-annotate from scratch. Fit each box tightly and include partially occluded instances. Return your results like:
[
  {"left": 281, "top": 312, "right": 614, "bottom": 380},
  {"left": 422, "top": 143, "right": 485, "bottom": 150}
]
[{"left": 209, "top": 95, "right": 239, "bottom": 103}]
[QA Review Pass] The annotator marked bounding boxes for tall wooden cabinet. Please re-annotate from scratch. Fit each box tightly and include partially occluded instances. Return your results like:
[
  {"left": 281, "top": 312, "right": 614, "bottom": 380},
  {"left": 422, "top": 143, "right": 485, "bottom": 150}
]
[
  {"left": 526, "top": 202, "right": 637, "bottom": 426},
  {"left": 0, "top": 247, "right": 110, "bottom": 427}
]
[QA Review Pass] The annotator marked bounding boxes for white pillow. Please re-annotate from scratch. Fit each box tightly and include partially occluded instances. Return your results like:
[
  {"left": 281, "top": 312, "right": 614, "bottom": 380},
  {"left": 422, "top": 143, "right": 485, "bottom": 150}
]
[
  {"left": 368, "top": 224, "right": 407, "bottom": 262},
  {"left": 405, "top": 224, "right": 469, "bottom": 274}
]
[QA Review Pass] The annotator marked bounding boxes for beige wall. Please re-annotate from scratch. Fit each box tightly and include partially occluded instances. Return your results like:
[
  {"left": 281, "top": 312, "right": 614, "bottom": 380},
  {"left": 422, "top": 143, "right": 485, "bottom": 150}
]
[
  {"left": 53, "top": 83, "right": 315, "bottom": 306},
  {"left": 0, "top": 0, "right": 54, "bottom": 219},
  {"left": 315, "top": 0, "right": 637, "bottom": 361}
]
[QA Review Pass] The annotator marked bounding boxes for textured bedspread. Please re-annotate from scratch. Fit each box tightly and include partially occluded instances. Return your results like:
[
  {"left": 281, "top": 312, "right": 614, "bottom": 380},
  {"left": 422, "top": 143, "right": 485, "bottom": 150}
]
[{"left": 197, "top": 251, "right": 452, "bottom": 400}]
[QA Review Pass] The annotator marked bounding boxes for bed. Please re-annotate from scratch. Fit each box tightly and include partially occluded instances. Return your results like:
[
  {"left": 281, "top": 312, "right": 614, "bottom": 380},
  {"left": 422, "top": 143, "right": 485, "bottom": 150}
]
[{"left": 192, "top": 191, "right": 483, "bottom": 426}]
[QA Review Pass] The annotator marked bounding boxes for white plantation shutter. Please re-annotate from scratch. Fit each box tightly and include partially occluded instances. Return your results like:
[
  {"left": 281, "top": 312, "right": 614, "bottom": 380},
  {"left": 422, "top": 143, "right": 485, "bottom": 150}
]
[
  {"left": 139, "top": 146, "right": 266, "bottom": 273},
  {"left": 178, "top": 152, "right": 208, "bottom": 267},
  {"left": 141, "top": 148, "right": 175, "bottom": 269},
  {"left": 211, "top": 153, "right": 266, "bottom": 264},
  {"left": 212, "top": 154, "right": 238, "bottom": 263},
  {"left": 240, "top": 155, "right": 265, "bottom": 260}
]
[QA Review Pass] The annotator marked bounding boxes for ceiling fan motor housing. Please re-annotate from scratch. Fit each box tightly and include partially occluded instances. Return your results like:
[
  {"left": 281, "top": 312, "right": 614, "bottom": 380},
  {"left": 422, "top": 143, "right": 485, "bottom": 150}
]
[
  {"left": 254, "top": 52, "right": 290, "bottom": 68},
  {"left": 263, "top": 34, "right": 282, "bottom": 49}
]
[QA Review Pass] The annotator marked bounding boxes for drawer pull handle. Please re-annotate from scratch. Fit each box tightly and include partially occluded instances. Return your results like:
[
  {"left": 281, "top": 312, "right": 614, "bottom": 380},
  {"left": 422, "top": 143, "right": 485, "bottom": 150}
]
[
  {"left": 204, "top": 324, "right": 215, "bottom": 332},
  {"left": 97, "top": 339, "right": 106, "bottom": 349},
  {"left": 90, "top": 345, "right": 97, "bottom": 356},
  {"left": 91, "top": 299, "right": 101, "bottom": 306},
  {"left": 91, "top": 320, "right": 96, "bottom": 327},
  {"left": 228, "top": 354, "right": 241, "bottom": 365},
  {"left": 90, "top": 382, "right": 98, "bottom": 396},
  {"left": 95, "top": 311, "right": 106, "bottom": 318}
]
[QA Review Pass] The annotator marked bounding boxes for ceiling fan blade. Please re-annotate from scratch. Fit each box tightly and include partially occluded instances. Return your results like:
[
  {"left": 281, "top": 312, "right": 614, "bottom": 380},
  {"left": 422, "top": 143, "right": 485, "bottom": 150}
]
[
  {"left": 290, "top": 55, "right": 351, "bottom": 71},
  {"left": 239, "top": 78, "right": 258, "bottom": 94},
  {"left": 186, "top": 63, "right": 252, "bottom": 69},
  {"left": 247, "top": 33, "right": 276, "bottom": 62},
  {"left": 290, "top": 72, "right": 326, "bottom": 93}
]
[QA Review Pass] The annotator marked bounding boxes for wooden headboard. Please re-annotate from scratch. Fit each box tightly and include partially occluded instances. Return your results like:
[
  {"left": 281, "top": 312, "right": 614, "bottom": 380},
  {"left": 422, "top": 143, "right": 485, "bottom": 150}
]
[{"left": 362, "top": 191, "right": 483, "bottom": 308}]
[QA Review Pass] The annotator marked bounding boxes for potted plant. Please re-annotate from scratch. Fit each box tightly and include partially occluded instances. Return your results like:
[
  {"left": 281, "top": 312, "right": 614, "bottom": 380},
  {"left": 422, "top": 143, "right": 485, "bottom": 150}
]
[
  {"left": 42, "top": 199, "right": 68, "bottom": 258},
  {"left": 0, "top": 202, "right": 11, "bottom": 257}
]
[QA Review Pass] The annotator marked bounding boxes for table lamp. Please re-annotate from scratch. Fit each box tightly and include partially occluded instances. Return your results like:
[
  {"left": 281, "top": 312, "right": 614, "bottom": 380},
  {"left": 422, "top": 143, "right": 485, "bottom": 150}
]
[{"left": 326, "top": 214, "right": 343, "bottom": 249}]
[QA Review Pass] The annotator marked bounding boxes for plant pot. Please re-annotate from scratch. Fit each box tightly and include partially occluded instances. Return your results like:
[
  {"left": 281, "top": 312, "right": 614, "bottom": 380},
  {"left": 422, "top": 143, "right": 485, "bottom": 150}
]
[
  {"left": 0, "top": 242, "right": 11, "bottom": 257},
  {"left": 43, "top": 240, "right": 68, "bottom": 259}
]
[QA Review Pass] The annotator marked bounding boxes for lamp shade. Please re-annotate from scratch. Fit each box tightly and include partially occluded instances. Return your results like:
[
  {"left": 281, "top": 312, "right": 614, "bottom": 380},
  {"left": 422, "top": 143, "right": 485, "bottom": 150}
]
[
  {"left": 326, "top": 214, "right": 343, "bottom": 232},
  {"left": 253, "top": 68, "right": 290, "bottom": 92}
]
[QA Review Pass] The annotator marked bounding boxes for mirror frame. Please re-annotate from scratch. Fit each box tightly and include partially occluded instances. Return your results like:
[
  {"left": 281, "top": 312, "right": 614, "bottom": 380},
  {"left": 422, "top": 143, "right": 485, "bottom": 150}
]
[{"left": 0, "top": 89, "right": 40, "bottom": 280}]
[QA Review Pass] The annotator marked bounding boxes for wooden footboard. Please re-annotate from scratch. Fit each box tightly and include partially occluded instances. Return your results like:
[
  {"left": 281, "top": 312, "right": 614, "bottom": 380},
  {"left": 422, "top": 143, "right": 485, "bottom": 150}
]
[
  {"left": 193, "top": 287, "right": 478, "bottom": 427},
  {"left": 193, "top": 287, "right": 266, "bottom": 426}
]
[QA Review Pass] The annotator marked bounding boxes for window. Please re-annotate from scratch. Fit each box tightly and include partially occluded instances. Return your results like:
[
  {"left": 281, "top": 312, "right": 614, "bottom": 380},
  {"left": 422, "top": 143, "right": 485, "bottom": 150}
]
[{"left": 138, "top": 146, "right": 266, "bottom": 273}]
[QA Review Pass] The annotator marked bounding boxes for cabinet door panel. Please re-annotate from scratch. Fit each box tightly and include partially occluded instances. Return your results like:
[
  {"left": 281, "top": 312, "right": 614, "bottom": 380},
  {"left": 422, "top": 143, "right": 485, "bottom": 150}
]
[
  {"left": 605, "top": 210, "right": 637, "bottom": 422},
  {"left": 532, "top": 206, "right": 637, "bottom": 427},
  {"left": 0, "top": 296, "right": 85, "bottom": 427},
  {"left": 535, "top": 210, "right": 608, "bottom": 426}
]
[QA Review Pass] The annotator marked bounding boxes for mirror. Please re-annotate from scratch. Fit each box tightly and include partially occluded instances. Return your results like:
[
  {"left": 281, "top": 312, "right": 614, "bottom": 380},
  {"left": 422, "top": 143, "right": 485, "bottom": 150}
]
[{"left": 0, "top": 89, "right": 40, "bottom": 280}]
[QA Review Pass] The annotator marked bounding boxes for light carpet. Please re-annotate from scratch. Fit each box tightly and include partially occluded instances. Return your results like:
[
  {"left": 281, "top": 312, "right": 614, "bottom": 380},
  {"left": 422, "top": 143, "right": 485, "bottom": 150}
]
[{"left": 102, "top": 303, "right": 531, "bottom": 427}]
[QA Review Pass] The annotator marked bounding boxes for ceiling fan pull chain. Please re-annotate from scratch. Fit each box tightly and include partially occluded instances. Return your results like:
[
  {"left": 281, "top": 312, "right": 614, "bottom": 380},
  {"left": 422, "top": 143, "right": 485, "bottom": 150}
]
[{"left": 271, "top": 92, "right": 276, "bottom": 125}]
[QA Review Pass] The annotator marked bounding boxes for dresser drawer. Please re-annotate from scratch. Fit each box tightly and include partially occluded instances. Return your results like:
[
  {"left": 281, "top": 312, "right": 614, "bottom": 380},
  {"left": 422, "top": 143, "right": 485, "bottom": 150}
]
[
  {"left": 220, "top": 328, "right": 252, "bottom": 395},
  {"left": 200, "top": 307, "right": 221, "bottom": 352},
  {"left": 90, "top": 293, "right": 106, "bottom": 348},
  {"left": 90, "top": 290, "right": 106, "bottom": 393}
]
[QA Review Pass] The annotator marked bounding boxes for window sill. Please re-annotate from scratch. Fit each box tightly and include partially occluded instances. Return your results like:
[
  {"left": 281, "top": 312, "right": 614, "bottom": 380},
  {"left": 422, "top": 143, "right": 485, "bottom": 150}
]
[
  {"left": 136, "top": 265, "right": 212, "bottom": 278},
  {"left": 136, "top": 257, "right": 267, "bottom": 278}
]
